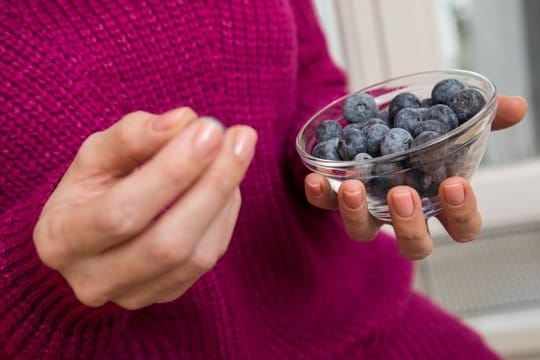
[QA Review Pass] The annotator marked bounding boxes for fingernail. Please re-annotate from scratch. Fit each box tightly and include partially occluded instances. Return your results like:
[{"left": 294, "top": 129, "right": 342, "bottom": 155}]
[
  {"left": 233, "top": 128, "right": 256, "bottom": 161},
  {"left": 152, "top": 108, "right": 187, "bottom": 131},
  {"left": 307, "top": 179, "right": 322, "bottom": 196},
  {"left": 443, "top": 182, "right": 465, "bottom": 206},
  {"left": 199, "top": 116, "right": 226, "bottom": 130},
  {"left": 193, "top": 119, "right": 224, "bottom": 156},
  {"left": 391, "top": 188, "right": 414, "bottom": 217},
  {"left": 343, "top": 188, "right": 363, "bottom": 210},
  {"left": 512, "top": 95, "right": 527, "bottom": 104}
]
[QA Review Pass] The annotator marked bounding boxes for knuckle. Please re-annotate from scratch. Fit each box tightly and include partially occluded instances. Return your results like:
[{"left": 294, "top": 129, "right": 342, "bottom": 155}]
[
  {"left": 114, "top": 121, "right": 145, "bottom": 162},
  {"left": 347, "top": 225, "right": 377, "bottom": 242},
  {"left": 80, "top": 131, "right": 103, "bottom": 151},
  {"left": 150, "top": 279, "right": 176, "bottom": 296},
  {"left": 123, "top": 110, "right": 153, "bottom": 121},
  {"left": 114, "top": 120, "right": 134, "bottom": 147},
  {"left": 71, "top": 282, "right": 108, "bottom": 308},
  {"left": 69, "top": 268, "right": 118, "bottom": 308},
  {"left": 399, "top": 229, "right": 427, "bottom": 244},
  {"left": 204, "top": 171, "right": 234, "bottom": 202},
  {"left": 157, "top": 285, "right": 190, "bottom": 304},
  {"left": 450, "top": 211, "right": 481, "bottom": 242},
  {"left": 454, "top": 230, "right": 478, "bottom": 243},
  {"left": 189, "top": 252, "right": 218, "bottom": 273},
  {"left": 396, "top": 229, "right": 433, "bottom": 260},
  {"left": 216, "top": 242, "right": 231, "bottom": 259},
  {"left": 116, "top": 298, "right": 148, "bottom": 311},
  {"left": 449, "top": 212, "right": 472, "bottom": 225},
  {"left": 93, "top": 201, "right": 140, "bottom": 237},
  {"left": 33, "top": 216, "right": 69, "bottom": 269},
  {"left": 342, "top": 210, "right": 366, "bottom": 227},
  {"left": 75, "top": 132, "right": 104, "bottom": 167},
  {"left": 157, "top": 293, "right": 180, "bottom": 304},
  {"left": 149, "top": 240, "right": 191, "bottom": 267},
  {"left": 179, "top": 106, "right": 197, "bottom": 119},
  {"left": 161, "top": 156, "right": 192, "bottom": 184},
  {"left": 402, "top": 245, "right": 433, "bottom": 260}
]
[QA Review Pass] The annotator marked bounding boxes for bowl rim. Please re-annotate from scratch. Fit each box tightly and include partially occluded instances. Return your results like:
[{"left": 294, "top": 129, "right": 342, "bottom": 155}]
[{"left": 295, "top": 69, "right": 497, "bottom": 168}]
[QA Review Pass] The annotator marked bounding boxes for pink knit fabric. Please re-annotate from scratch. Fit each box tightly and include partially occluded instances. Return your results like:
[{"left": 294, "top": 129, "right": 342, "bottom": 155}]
[{"left": 1, "top": 1, "right": 498, "bottom": 359}]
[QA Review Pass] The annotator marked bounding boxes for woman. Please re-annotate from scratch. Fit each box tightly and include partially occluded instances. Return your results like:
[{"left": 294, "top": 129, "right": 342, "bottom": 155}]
[{"left": 0, "top": 1, "right": 527, "bottom": 358}]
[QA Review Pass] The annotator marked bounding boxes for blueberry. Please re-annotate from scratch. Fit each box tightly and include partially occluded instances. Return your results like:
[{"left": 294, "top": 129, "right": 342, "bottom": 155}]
[
  {"left": 352, "top": 117, "right": 388, "bottom": 133},
  {"left": 365, "top": 178, "right": 390, "bottom": 199},
  {"left": 412, "top": 120, "right": 449, "bottom": 137},
  {"left": 312, "top": 138, "right": 341, "bottom": 160},
  {"left": 315, "top": 120, "right": 342, "bottom": 142},
  {"left": 394, "top": 108, "right": 424, "bottom": 135},
  {"left": 417, "top": 107, "right": 431, "bottom": 119},
  {"left": 373, "top": 161, "right": 401, "bottom": 176},
  {"left": 389, "top": 92, "right": 421, "bottom": 120},
  {"left": 401, "top": 169, "right": 424, "bottom": 194},
  {"left": 411, "top": 130, "right": 441, "bottom": 148},
  {"left": 445, "top": 146, "right": 476, "bottom": 177},
  {"left": 420, "top": 98, "right": 433, "bottom": 108},
  {"left": 366, "top": 123, "right": 390, "bottom": 156},
  {"left": 353, "top": 152, "right": 373, "bottom": 175},
  {"left": 337, "top": 127, "right": 367, "bottom": 160},
  {"left": 407, "top": 145, "right": 448, "bottom": 196},
  {"left": 419, "top": 166, "right": 447, "bottom": 197},
  {"left": 343, "top": 123, "right": 364, "bottom": 132},
  {"left": 380, "top": 128, "right": 413, "bottom": 155},
  {"left": 431, "top": 78, "right": 465, "bottom": 105},
  {"left": 368, "top": 162, "right": 406, "bottom": 197},
  {"left": 428, "top": 104, "right": 459, "bottom": 130},
  {"left": 447, "top": 88, "right": 486, "bottom": 124},
  {"left": 354, "top": 152, "right": 373, "bottom": 161},
  {"left": 377, "top": 111, "right": 391, "bottom": 127},
  {"left": 343, "top": 93, "right": 378, "bottom": 124}
]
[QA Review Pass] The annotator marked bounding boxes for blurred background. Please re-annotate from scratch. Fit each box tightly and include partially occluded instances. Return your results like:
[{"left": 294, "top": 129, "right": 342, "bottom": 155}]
[{"left": 313, "top": 1, "right": 540, "bottom": 358}]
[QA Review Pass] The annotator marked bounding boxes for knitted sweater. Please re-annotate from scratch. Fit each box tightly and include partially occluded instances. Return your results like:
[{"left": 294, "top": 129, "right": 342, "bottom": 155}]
[{"left": 1, "top": 1, "right": 498, "bottom": 359}]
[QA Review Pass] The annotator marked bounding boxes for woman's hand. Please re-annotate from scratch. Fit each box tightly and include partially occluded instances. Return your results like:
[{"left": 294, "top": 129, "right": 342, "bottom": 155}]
[
  {"left": 304, "top": 95, "right": 527, "bottom": 260},
  {"left": 33, "top": 108, "right": 257, "bottom": 309}
]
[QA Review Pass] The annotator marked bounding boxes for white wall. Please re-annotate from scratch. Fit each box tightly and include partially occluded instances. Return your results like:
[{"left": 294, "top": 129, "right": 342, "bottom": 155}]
[{"left": 314, "top": 0, "right": 445, "bottom": 90}]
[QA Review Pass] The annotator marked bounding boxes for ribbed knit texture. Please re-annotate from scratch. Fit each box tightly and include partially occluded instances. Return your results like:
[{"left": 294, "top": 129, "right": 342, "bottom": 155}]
[{"left": 1, "top": 1, "right": 499, "bottom": 359}]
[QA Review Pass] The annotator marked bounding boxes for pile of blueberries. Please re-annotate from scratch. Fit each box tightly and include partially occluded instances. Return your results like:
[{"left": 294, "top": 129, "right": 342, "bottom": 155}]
[{"left": 311, "top": 78, "right": 486, "bottom": 197}]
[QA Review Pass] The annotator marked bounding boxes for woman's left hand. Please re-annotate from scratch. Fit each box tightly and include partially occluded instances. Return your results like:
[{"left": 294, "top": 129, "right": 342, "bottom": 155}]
[{"left": 304, "top": 95, "right": 528, "bottom": 260}]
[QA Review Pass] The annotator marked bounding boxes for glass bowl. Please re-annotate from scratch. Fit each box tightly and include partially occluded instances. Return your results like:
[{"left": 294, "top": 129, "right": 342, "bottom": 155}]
[{"left": 296, "top": 69, "right": 497, "bottom": 221}]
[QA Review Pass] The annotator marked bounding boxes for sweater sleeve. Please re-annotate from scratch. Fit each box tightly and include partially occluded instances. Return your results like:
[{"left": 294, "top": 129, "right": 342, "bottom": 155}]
[
  {"left": 0, "top": 177, "right": 128, "bottom": 359},
  {"left": 0, "top": 21, "right": 128, "bottom": 360},
  {"left": 285, "top": 0, "right": 349, "bottom": 191}
]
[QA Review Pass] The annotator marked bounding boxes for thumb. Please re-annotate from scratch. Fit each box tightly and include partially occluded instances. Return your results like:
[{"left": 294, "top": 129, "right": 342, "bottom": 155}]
[{"left": 71, "top": 107, "right": 198, "bottom": 178}]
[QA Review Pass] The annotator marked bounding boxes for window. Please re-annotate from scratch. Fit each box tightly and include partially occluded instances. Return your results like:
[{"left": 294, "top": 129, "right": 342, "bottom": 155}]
[{"left": 314, "top": 1, "right": 540, "bottom": 357}]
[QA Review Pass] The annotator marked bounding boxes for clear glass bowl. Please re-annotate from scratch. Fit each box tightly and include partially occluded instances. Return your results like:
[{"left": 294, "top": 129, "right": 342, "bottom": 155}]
[{"left": 296, "top": 69, "right": 497, "bottom": 221}]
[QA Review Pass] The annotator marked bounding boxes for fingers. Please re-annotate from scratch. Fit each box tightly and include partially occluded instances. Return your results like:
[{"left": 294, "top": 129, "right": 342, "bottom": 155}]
[
  {"left": 337, "top": 180, "right": 380, "bottom": 241},
  {"left": 388, "top": 187, "right": 433, "bottom": 260},
  {"left": 305, "top": 173, "right": 338, "bottom": 210},
  {"left": 189, "top": 188, "right": 241, "bottom": 263},
  {"left": 163, "top": 125, "right": 256, "bottom": 243},
  {"left": 68, "top": 126, "right": 256, "bottom": 304},
  {"left": 437, "top": 177, "right": 482, "bottom": 242},
  {"left": 492, "top": 96, "right": 528, "bottom": 131},
  {"left": 107, "top": 190, "right": 241, "bottom": 309},
  {"left": 57, "top": 117, "right": 226, "bottom": 255},
  {"left": 71, "top": 107, "right": 198, "bottom": 178},
  {"left": 111, "top": 279, "right": 197, "bottom": 310}
]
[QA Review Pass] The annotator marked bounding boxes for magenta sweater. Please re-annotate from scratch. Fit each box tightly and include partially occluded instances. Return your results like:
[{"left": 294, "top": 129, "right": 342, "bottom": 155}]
[{"left": 1, "top": 1, "right": 498, "bottom": 359}]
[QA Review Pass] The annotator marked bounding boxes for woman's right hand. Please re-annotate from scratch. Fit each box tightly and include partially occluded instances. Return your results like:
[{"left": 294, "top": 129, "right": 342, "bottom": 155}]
[{"left": 33, "top": 108, "right": 257, "bottom": 310}]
